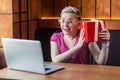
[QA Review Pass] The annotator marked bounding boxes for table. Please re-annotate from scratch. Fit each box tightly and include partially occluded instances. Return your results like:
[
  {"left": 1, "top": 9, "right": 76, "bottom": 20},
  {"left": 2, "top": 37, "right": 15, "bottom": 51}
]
[{"left": 0, "top": 62, "right": 120, "bottom": 80}]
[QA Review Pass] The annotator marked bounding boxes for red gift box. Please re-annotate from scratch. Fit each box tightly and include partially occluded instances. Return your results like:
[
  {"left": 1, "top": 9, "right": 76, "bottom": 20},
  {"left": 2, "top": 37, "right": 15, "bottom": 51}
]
[{"left": 80, "top": 20, "right": 106, "bottom": 42}]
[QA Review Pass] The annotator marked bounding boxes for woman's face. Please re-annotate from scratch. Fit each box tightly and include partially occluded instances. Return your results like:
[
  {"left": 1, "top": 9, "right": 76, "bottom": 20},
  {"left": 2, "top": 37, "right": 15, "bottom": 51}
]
[{"left": 59, "top": 13, "right": 80, "bottom": 36}]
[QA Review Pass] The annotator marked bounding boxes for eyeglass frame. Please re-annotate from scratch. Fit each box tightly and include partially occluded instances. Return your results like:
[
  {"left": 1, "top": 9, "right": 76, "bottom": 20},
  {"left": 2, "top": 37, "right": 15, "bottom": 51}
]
[{"left": 58, "top": 18, "right": 79, "bottom": 25}]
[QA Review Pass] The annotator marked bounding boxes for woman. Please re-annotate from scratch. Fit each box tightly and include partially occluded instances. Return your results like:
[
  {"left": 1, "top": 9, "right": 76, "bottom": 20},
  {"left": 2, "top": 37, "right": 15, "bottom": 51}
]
[{"left": 50, "top": 6, "right": 110, "bottom": 65}]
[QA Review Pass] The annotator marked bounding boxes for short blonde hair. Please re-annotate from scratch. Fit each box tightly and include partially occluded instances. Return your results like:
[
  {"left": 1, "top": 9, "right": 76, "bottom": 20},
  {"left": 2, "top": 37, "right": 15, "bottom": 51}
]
[{"left": 60, "top": 6, "right": 81, "bottom": 21}]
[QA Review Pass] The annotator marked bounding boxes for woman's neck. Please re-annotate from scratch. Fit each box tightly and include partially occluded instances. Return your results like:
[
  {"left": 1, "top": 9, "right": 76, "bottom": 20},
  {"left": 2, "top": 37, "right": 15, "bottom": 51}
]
[
  {"left": 64, "top": 30, "right": 78, "bottom": 40},
  {"left": 64, "top": 34, "right": 76, "bottom": 40},
  {"left": 64, "top": 34, "right": 77, "bottom": 48}
]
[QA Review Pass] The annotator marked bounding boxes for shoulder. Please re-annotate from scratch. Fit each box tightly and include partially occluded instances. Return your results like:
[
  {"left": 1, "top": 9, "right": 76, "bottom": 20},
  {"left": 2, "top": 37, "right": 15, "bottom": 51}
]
[
  {"left": 51, "top": 32, "right": 63, "bottom": 38},
  {"left": 50, "top": 32, "right": 63, "bottom": 41}
]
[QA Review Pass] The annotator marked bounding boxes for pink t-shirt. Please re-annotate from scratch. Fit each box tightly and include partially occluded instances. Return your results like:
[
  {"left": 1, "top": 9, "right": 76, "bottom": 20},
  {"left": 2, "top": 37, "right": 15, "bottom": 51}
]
[{"left": 50, "top": 32, "right": 89, "bottom": 64}]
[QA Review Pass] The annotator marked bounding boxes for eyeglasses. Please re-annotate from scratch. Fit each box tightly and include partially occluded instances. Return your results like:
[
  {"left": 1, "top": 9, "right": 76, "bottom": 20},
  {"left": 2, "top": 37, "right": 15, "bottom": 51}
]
[{"left": 58, "top": 19, "right": 76, "bottom": 25}]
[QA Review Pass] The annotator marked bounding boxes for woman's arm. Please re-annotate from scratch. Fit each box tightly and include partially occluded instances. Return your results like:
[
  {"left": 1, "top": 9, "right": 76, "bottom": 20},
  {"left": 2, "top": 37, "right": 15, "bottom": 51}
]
[
  {"left": 88, "top": 42, "right": 109, "bottom": 65},
  {"left": 50, "top": 41, "right": 82, "bottom": 62},
  {"left": 89, "top": 29, "right": 110, "bottom": 65}
]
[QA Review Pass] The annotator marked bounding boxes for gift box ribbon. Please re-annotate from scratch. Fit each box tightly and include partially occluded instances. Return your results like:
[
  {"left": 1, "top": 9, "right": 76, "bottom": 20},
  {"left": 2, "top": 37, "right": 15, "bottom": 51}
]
[{"left": 94, "top": 20, "right": 105, "bottom": 41}]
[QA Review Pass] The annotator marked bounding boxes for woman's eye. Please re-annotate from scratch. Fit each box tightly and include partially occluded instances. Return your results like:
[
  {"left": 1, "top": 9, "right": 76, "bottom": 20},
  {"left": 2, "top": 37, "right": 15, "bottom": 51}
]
[
  {"left": 61, "top": 20, "right": 65, "bottom": 23},
  {"left": 68, "top": 20, "right": 73, "bottom": 23}
]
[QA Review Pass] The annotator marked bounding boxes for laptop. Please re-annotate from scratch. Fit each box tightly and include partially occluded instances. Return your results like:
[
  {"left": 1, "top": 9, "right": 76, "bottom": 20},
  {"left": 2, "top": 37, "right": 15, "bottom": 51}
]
[{"left": 1, "top": 38, "right": 64, "bottom": 74}]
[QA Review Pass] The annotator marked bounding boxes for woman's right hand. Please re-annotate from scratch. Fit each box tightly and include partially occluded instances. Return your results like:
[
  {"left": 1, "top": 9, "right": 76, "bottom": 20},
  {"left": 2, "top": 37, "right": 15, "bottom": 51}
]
[{"left": 75, "top": 28, "right": 85, "bottom": 49}]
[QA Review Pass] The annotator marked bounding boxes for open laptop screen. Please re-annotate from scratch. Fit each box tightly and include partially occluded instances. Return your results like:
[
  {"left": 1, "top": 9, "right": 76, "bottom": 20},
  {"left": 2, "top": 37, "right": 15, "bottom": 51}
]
[{"left": 1, "top": 38, "right": 64, "bottom": 74}]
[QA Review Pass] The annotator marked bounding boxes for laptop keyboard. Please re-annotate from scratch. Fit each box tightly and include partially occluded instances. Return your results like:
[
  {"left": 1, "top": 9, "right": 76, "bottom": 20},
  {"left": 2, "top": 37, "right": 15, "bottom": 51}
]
[
  {"left": 45, "top": 68, "right": 51, "bottom": 71},
  {"left": 45, "top": 64, "right": 51, "bottom": 71}
]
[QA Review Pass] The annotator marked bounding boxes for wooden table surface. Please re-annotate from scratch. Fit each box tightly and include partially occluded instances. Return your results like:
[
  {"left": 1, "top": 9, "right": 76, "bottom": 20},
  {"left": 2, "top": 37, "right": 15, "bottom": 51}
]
[{"left": 0, "top": 62, "right": 120, "bottom": 80}]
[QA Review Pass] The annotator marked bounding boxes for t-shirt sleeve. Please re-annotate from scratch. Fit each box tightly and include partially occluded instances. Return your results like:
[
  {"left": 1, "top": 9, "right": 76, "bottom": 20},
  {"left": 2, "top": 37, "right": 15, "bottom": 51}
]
[{"left": 50, "top": 33, "right": 58, "bottom": 42}]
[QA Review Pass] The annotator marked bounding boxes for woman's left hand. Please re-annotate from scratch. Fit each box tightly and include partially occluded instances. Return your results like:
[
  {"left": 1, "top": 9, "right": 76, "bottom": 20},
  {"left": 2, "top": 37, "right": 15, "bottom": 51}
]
[{"left": 99, "top": 29, "right": 110, "bottom": 43}]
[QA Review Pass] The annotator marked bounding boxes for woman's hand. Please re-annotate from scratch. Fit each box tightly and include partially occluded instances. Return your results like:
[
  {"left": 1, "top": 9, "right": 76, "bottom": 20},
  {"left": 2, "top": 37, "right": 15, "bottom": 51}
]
[
  {"left": 75, "top": 28, "right": 85, "bottom": 49},
  {"left": 99, "top": 29, "right": 110, "bottom": 43}
]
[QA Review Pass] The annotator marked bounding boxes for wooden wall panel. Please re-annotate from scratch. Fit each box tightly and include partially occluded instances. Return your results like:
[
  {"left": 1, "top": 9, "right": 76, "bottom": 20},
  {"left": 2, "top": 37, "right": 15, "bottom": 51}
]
[
  {"left": 21, "top": 22, "right": 28, "bottom": 39},
  {"left": 28, "top": 0, "right": 37, "bottom": 20},
  {"left": 28, "top": 0, "right": 38, "bottom": 40},
  {"left": 111, "top": 0, "right": 120, "bottom": 19},
  {"left": 13, "top": 23, "right": 21, "bottom": 39},
  {"left": 38, "top": 19, "right": 59, "bottom": 28},
  {"left": 21, "top": 0, "right": 27, "bottom": 12},
  {"left": 82, "top": 0, "right": 95, "bottom": 19},
  {"left": 0, "top": 15, "right": 13, "bottom": 45},
  {"left": 12, "top": 0, "right": 19, "bottom": 22},
  {"left": 12, "top": 0, "right": 19, "bottom": 12},
  {"left": 68, "top": 0, "right": 81, "bottom": 14},
  {"left": 28, "top": 21, "right": 37, "bottom": 40},
  {"left": 38, "top": 0, "right": 120, "bottom": 20},
  {"left": 0, "top": 15, "right": 13, "bottom": 38},
  {"left": 21, "top": 13, "right": 27, "bottom": 21},
  {"left": 96, "top": 0, "right": 110, "bottom": 19},
  {"left": 12, "top": 0, "right": 37, "bottom": 40},
  {"left": 106, "top": 20, "right": 120, "bottom": 30},
  {"left": 37, "top": 0, "right": 120, "bottom": 30},
  {"left": 0, "top": 0, "right": 12, "bottom": 13},
  {"left": 54, "top": 0, "right": 67, "bottom": 17},
  {"left": 0, "top": 0, "right": 13, "bottom": 46},
  {"left": 42, "top": 0, "right": 54, "bottom": 18},
  {"left": 13, "top": 14, "right": 19, "bottom": 22},
  {"left": 37, "top": 0, "right": 42, "bottom": 19}
]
